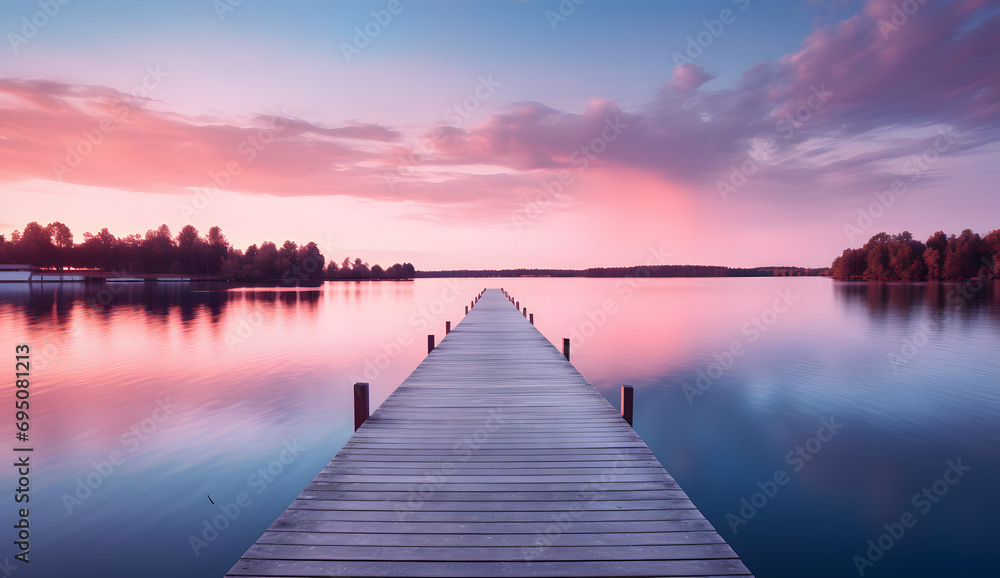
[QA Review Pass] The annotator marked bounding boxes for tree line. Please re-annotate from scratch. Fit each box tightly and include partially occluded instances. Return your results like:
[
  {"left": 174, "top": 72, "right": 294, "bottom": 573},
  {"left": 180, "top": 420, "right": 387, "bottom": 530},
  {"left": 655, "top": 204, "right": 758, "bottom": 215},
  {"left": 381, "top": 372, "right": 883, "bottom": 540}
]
[
  {"left": 418, "top": 266, "right": 828, "bottom": 278},
  {"left": 831, "top": 229, "right": 1000, "bottom": 281},
  {"left": 0, "top": 222, "right": 415, "bottom": 281},
  {"left": 583, "top": 265, "right": 828, "bottom": 277}
]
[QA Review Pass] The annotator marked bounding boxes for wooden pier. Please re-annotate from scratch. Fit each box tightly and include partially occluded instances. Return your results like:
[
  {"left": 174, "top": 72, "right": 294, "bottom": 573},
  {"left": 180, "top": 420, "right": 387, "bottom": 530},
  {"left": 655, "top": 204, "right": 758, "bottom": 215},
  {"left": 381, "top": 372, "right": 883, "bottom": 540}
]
[{"left": 227, "top": 288, "right": 753, "bottom": 577}]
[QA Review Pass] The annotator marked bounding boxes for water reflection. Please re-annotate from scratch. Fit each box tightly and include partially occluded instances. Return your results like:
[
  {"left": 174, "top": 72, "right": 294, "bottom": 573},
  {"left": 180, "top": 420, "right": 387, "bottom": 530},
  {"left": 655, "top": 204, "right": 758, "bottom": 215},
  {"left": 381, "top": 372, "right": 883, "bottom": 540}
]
[
  {"left": 834, "top": 279, "right": 1000, "bottom": 321},
  {"left": 0, "top": 278, "right": 997, "bottom": 578}
]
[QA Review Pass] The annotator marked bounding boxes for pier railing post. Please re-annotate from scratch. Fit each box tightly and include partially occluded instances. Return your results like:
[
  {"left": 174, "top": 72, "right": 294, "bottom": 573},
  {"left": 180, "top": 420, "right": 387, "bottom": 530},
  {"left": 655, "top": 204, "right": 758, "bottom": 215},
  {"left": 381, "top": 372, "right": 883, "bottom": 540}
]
[
  {"left": 621, "top": 385, "right": 634, "bottom": 426},
  {"left": 428, "top": 334, "right": 435, "bottom": 353},
  {"left": 529, "top": 313, "right": 534, "bottom": 325},
  {"left": 445, "top": 321, "right": 451, "bottom": 334},
  {"left": 523, "top": 307, "right": 527, "bottom": 317},
  {"left": 465, "top": 305, "right": 469, "bottom": 314},
  {"left": 563, "top": 338, "right": 570, "bottom": 361},
  {"left": 354, "top": 382, "right": 370, "bottom": 431}
]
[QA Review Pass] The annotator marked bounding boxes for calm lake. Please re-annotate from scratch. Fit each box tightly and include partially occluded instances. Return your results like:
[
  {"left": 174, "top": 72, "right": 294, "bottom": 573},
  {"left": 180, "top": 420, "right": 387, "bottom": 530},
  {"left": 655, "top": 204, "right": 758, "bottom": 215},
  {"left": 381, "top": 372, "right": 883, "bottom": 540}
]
[{"left": 1, "top": 277, "right": 998, "bottom": 577}]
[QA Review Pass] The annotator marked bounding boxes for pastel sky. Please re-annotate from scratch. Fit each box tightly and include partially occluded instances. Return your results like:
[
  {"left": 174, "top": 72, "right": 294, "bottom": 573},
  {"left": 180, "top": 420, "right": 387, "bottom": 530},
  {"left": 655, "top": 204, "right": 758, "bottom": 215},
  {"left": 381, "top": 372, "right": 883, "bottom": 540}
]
[{"left": 1, "top": 0, "right": 998, "bottom": 269}]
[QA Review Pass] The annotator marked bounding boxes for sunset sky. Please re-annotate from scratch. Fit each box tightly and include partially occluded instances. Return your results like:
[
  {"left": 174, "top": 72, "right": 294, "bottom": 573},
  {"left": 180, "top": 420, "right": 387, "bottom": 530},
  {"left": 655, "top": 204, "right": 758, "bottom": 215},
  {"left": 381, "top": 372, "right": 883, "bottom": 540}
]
[{"left": 1, "top": 0, "right": 998, "bottom": 269}]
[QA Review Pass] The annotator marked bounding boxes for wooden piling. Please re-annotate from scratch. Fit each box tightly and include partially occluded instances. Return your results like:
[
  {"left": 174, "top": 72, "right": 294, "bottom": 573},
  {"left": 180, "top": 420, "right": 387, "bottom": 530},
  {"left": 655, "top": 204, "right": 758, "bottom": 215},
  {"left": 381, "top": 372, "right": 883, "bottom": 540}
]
[
  {"left": 353, "top": 382, "right": 369, "bottom": 431},
  {"left": 621, "top": 385, "right": 634, "bottom": 426}
]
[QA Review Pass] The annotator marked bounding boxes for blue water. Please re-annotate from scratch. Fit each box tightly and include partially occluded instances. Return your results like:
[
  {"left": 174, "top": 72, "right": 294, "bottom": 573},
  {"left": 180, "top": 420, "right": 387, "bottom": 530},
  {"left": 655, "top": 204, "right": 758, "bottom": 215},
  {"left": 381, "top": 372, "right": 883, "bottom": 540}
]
[{"left": 0, "top": 277, "right": 997, "bottom": 577}]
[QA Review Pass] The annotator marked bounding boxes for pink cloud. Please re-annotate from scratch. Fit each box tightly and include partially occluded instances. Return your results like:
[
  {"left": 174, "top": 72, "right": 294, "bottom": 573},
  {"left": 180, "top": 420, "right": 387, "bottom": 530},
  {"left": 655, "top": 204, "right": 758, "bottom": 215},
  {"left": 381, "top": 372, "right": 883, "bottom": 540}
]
[
  {"left": 668, "top": 64, "right": 715, "bottom": 94},
  {"left": 403, "top": 0, "right": 1000, "bottom": 197},
  {"left": 2, "top": 0, "right": 997, "bottom": 220},
  {"left": 424, "top": 99, "right": 641, "bottom": 172}
]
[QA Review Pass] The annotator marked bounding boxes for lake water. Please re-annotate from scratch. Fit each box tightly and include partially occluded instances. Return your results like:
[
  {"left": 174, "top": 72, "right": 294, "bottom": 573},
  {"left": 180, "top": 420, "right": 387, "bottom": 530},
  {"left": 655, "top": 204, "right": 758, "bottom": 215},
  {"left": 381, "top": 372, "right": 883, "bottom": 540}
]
[{"left": 1, "top": 277, "right": 998, "bottom": 577}]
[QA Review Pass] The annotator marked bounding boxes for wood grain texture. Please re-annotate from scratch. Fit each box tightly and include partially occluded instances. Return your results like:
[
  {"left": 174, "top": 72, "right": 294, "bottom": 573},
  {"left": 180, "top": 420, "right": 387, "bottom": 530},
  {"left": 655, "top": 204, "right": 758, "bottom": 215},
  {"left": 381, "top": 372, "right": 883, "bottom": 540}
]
[{"left": 227, "top": 289, "right": 753, "bottom": 577}]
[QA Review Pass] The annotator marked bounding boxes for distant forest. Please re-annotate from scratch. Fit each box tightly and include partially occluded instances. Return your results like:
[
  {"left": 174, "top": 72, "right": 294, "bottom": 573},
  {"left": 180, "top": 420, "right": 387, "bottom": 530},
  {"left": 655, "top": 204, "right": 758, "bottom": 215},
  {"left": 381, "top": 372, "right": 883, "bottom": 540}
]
[
  {"left": 831, "top": 229, "right": 1000, "bottom": 281},
  {"left": 418, "top": 266, "right": 829, "bottom": 278},
  {"left": 0, "top": 222, "right": 415, "bottom": 281}
]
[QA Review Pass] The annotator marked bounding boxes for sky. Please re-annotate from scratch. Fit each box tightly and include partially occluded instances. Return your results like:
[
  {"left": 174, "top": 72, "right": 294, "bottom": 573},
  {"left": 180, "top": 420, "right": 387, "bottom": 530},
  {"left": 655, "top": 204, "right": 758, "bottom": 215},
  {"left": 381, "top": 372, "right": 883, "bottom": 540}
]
[{"left": 1, "top": 0, "right": 998, "bottom": 269}]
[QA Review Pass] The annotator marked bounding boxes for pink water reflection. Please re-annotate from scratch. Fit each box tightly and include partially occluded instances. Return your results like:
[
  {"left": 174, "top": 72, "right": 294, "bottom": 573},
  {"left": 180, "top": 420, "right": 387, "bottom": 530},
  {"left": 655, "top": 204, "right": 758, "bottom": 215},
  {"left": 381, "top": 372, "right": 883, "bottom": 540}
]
[
  {"left": 491, "top": 277, "right": 838, "bottom": 389},
  {"left": 0, "top": 279, "right": 483, "bottom": 482}
]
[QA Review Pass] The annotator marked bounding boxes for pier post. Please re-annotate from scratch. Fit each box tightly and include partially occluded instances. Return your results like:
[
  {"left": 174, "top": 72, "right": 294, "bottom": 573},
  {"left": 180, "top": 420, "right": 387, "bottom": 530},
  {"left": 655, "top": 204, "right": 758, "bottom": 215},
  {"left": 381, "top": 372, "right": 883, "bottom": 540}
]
[
  {"left": 353, "top": 382, "right": 370, "bottom": 431},
  {"left": 563, "top": 338, "right": 570, "bottom": 361},
  {"left": 428, "top": 334, "right": 435, "bottom": 353},
  {"left": 465, "top": 305, "right": 469, "bottom": 314},
  {"left": 446, "top": 321, "right": 451, "bottom": 334},
  {"left": 529, "top": 313, "right": 534, "bottom": 325},
  {"left": 523, "top": 307, "right": 527, "bottom": 317},
  {"left": 621, "top": 385, "right": 634, "bottom": 426}
]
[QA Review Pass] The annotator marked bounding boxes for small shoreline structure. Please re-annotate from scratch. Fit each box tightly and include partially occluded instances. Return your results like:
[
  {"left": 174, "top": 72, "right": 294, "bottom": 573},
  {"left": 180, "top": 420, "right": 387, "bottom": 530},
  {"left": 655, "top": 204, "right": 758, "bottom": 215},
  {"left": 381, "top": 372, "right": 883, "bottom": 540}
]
[
  {"left": 0, "top": 265, "right": 197, "bottom": 284},
  {"left": 0, "top": 265, "right": 416, "bottom": 285}
]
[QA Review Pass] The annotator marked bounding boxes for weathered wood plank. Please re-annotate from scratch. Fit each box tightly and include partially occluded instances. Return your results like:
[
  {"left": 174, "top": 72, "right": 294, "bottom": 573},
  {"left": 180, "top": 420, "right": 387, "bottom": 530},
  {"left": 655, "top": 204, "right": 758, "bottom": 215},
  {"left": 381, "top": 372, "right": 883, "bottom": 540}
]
[
  {"left": 275, "top": 508, "right": 706, "bottom": 524},
  {"left": 255, "top": 529, "right": 726, "bottom": 547},
  {"left": 228, "top": 559, "right": 753, "bottom": 577},
  {"left": 284, "top": 499, "right": 701, "bottom": 513},
  {"left": 241, "top": 543, "right": 741, "bottom": 562}
]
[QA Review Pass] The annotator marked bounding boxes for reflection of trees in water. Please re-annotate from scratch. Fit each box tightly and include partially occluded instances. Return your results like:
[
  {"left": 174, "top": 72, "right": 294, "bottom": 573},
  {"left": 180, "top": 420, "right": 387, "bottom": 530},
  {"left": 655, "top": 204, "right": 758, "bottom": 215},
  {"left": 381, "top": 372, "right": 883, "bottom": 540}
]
[
  {"left": 0, "top": 281, "right": 324, "bottom": 323},
  {"left": 834, "top": 280, "right": 1000, "bottom": 323}
]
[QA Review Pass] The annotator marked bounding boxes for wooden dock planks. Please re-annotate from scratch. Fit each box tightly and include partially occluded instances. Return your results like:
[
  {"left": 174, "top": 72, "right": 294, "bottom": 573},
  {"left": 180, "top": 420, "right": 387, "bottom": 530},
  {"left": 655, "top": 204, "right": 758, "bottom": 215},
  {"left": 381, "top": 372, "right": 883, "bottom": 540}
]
[{"left": 226, "top": 288, "right": 753, "bottom": 577}]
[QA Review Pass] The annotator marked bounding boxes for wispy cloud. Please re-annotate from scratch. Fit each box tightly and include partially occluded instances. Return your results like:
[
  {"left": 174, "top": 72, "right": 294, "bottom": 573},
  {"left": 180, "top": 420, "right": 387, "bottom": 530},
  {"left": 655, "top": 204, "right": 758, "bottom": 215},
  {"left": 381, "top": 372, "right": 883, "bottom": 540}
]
[
  {"left": 400, "top": 0, "right": 1000, "bottom": 197},
  {"left": 1, "top": 0, "right": 997, "bottom": 218}
]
